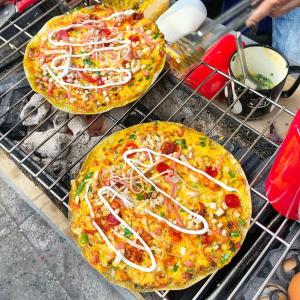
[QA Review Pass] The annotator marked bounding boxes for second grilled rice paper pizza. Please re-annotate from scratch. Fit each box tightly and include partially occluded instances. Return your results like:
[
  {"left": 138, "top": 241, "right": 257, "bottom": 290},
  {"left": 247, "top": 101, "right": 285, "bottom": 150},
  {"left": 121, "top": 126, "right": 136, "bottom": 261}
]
[
  {"left": 24, "top": 5, "right": 166, "bottom": 114},
  {"left": 69, "top": 122, "right": 251, "bottom": 291}
]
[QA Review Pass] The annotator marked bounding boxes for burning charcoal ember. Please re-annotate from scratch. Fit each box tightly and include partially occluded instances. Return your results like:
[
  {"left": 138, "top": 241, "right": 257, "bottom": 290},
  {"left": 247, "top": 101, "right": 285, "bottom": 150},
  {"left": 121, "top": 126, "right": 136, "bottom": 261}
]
[
  {"left": 22, "top": 128, "right": 71, "bottom": 158},
  {"left": 0, "top": 71, "right": 30, "bottom": 139},
  {"left": 20, "top": 94, "right": 51, "bottom": 126}
]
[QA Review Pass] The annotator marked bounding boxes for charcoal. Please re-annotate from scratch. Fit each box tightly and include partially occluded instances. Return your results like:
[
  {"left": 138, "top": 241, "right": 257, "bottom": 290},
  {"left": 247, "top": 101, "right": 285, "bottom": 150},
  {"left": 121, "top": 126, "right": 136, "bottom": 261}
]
[
  {"left": 0, "top": 71, "right": 31, "bottom": 139},
  {"left": 20, "top": 94, "right": 51, "bottom": 126}
]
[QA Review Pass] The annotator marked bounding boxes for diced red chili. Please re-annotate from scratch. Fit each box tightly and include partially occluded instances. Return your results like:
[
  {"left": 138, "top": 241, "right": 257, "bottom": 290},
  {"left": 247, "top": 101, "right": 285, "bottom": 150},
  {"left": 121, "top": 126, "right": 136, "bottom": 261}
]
[
  {"left": 122, "top": 141, "right": 138, "bottom": 158},
  {"left": 204, "top": 166, "right": 218, "bottom": 178},
  {"left": 107, "top": 214, "right": 120, "bottom": 226},
  {"left": 129, "top": 35, "right": 140, "bottom": 42},
  {"left": 83, "top": 73, "right": 104, "bottom": 85},
  {"left": 169, "top": 230, "right": 182, "bottom": 242},
  {"left": 99, "top": 28, "right": 111, "bottom": 36},
  {"left": 161, "top": 141, "right": 179, "bottom": 155},
  {"left": 225, "top": 194, "right": 241, "bottom": 208},
  {"left": 156, "top": 162, "right": 172, "bottom": 173}
]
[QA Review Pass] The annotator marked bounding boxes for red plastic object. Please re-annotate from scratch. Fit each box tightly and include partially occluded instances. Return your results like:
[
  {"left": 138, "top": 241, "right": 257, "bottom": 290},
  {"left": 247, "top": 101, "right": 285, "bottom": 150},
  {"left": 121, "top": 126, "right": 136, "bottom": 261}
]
[
  {"left": 265, "top": 110, "right": 300, "bottom": 220},
  {"left": 16, "top": 0, "right": 39, "bottom": 13},
  {"left": 185, "top": 34, "right": 241, "bottom": 100}
]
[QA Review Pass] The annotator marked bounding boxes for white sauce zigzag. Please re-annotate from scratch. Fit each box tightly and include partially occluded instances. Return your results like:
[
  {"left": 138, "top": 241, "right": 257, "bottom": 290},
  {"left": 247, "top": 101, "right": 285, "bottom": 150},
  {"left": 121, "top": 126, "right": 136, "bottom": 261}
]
[
  {"left": 44, "top": 10, "right": 136, "bottom": 90},
  {"left": 81, "top": 147, "right": 237, "bottom": 272}
]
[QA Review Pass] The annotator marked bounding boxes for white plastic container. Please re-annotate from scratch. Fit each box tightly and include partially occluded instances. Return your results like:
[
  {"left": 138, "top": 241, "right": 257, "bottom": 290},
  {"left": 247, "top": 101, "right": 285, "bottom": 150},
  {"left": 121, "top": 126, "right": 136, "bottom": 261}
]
[{"left": 156, "top": 0, "right": 207, "bottom": 43}]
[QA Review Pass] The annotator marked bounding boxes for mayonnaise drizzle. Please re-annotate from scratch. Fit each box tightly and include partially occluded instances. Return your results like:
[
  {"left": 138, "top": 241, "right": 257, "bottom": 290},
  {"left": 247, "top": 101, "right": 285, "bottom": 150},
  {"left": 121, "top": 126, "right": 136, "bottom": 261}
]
[
  {"left": 124, "top": 148, "right": 237, "bottom": 193},
  {"left": 45, "top": 10, "right": 137, "bottom": 91},
  {"left": 96, "top": 187, "right": 156, "bottom": 272},
  {"left": 80, "top": 147, "right": 238, "bottom": 272}
]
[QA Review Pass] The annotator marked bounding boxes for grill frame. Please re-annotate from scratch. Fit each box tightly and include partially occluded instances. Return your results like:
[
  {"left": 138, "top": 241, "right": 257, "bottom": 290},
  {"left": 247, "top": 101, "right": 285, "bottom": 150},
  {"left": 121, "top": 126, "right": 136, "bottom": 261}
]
[{"left": 0, "top": 1, "right": 299, "bottom": 299}]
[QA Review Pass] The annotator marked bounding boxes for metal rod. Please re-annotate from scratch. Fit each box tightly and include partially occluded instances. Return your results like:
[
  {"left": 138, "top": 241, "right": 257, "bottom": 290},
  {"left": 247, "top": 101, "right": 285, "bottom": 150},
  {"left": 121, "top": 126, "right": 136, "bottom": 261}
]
[
  {"left": 0, "top": 99, "right": 47, "bottom": 141},
  {"left": 9, "top": 109, "right": 59, "bottom": 152},
  {"left": 252, "top": 229, "right": 300, "bottom": 299},
  {"left": 20, "top": 114, "right": 77, "bottom": 163}
]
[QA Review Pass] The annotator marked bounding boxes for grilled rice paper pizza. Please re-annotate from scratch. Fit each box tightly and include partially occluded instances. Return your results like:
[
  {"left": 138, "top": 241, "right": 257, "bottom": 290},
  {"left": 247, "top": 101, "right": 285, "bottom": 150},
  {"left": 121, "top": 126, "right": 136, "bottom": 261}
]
[
  {"left": 69, "top": 122, "right": 251, "bottom": 291},
  {"left": 23, "top": 5, "right": 166, "bottom": 114}
]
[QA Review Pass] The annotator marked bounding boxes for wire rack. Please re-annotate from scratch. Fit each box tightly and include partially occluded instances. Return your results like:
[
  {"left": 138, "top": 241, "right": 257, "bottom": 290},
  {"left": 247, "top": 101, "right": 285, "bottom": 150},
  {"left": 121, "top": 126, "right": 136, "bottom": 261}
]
[{"left": 0, "top": 1, "right": 299, "bottom": 299}]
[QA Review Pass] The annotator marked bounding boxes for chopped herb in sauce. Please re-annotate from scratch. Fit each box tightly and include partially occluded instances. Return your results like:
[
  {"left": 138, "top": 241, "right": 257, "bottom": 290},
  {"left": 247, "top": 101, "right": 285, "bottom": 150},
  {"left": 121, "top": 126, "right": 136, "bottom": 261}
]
[
  {"left": 76, "top": 171, "right": 94, "bottom": 195},
  {"left": 191, "top": 182, "right": 199, "bottom": 188},
  {"left": 83, "top": 58, "right": 94, "bottom": 67},
  {"left": 79, "top": 233, "right": 89, "bottom": 245},
  {"left": 221, "top": 253, "right": 231, "bottom": 264},
  {"left": 124, "top": 228, "right": 133, "bottom": 238},
  {"left": 228, "top": 170, "right": 236, "bottom": 178},
  {"left": 238, "top": 217, "right": 245, "bottom": 226},
  {"left": 136, "top": 193, "right": 144, "bottom": 201},
  {"left": 129, "top": 133, "right": 137, "bottom": 140},
  {"left": 176, "top": 139, "right": 187, "bottom": 149},
  {"left": 199, "top": 137, "right": 207, "bottom": 147},
  {"left": 160, "top": 212, "right": 166, "bottom": 218},
  {"left": 173, "top": 263, "right": 179, "bottom": 272},
  {"left": 153, "top": 32, "right": 160, "bottom": 39},
  {"left": 230, "top": 231, "right": 240, "bottom": 237}
]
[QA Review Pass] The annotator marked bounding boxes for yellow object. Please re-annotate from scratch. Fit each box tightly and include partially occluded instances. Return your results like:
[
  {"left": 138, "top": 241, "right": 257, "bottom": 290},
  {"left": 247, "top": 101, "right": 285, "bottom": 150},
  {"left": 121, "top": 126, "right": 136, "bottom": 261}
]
[
  {"left": 69, "top": 121, "right": 252, "bottom": 291},
  {"left": 288, "top": 272, "right": 300, "bottom": 300},
  {"left": 23, "top": 5, "right": 166, "bottom": 115}
]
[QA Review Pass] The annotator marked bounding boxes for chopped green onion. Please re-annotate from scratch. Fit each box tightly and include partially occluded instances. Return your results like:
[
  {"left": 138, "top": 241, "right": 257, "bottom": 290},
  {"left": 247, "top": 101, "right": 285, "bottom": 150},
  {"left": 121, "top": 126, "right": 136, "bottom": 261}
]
[
  {"left": 153, "top": 32, "right": 160, "bottom": 39},
  {"left": 228, "top": 170, "right": 236, "bottom": 178},
  {"left": 238, "top": 218, "right": 245, "bottom": 226},
  {"left": 191, "top": 182, "right": 199, "bottom": 188},
  {"left": 79, "top": 233, "right": 89, "bottom": 245},
  {"left": 173, "top": 263, "right": 179, "bottom": 272},
  {"left": 230, "top": 231, "right": 240, "bottom": 237},
  {"left": 85, "top": 172, "right": 94, "bottom": 180},
  {"left": 124, "top": 228, "right": 133, "bottom": 238},
  {"left": 138, "top": 78, "right": 143, "bottom": 82},
  {"left": 186, "top": 268, "right": 194, "bottom": 273},
  {"left": 176, "top": 139, "right": 187, "bottom": 149},
  {"left": 160, "top": 212, "right": 166, "bottom": 218},
  {"left": 136, "top": 194, "right": 144, "bottom": 201},
  {"left": 150, "top": 186, "right": 155, "bottom": 192},
  {"left": 76, "top": 172, "right": 94, "bottom": 195},
  {"left": 83, "top": 58, "right": 94, "bottom": 67},
  {"left": 129, "top": 133, "right": 137, "bottom": 140},
  {"left": 76, "top": 181, "right": 86, "bottom": 196},
  {"left": 220, "top": 253, "right": 231, "bottom": 264},
  {"left": 145, "top": 75, "right": 151, "bottom": 80},
  {"left": 118, "top": 139, "right": 124, "bottom": 143},
  {"left": 199, "top": 137, "right": 207, "bottom": 147}
]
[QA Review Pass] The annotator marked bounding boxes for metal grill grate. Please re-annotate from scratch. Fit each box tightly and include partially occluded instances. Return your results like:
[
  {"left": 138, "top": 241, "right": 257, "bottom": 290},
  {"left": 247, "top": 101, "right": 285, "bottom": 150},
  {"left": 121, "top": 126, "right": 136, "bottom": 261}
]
[{"left": 0, "top": 1, "right": 299, "bottom": 299}]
